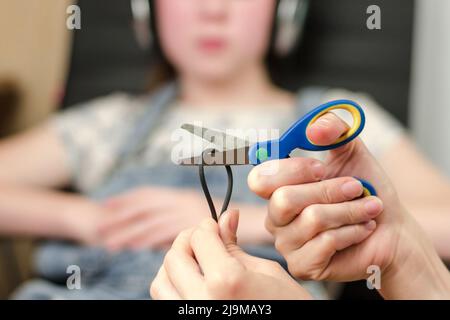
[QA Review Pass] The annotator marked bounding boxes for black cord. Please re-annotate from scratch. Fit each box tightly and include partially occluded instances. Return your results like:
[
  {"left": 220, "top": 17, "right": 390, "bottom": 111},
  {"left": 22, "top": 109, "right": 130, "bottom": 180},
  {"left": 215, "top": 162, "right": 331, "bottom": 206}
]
[
  {"left": 221, "top": 165, "right": 233, "bottom": 215},
  {"left": 199, "top": 164, "right": 218, "bottom": 221},
  {"left": 198, "top": 153, "right": 233, "bottom": 222}
]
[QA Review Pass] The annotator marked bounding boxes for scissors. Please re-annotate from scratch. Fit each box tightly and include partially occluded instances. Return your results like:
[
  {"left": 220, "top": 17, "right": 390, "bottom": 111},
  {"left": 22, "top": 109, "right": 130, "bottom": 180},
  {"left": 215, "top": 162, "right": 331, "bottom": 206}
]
[{"left": 179, "top": 99, "right": 376, "bottom": 221}]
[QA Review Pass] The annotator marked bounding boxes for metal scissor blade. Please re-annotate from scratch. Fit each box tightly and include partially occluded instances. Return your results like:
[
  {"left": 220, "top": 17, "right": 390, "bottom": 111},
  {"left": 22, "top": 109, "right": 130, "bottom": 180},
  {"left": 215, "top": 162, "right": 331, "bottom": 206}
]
[
  {"left": 181, "top": 123, "right": 250, "bottom": 151},
  {"left": 178, "top": 146, "right": 250, "bottom": 166}
]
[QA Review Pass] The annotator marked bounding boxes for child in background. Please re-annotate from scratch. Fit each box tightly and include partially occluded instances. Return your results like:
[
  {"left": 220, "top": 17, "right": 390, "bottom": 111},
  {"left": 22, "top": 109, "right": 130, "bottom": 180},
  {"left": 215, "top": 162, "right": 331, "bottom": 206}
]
[{"left": 0, "top": 0, "right": 448, "bottom": 299}]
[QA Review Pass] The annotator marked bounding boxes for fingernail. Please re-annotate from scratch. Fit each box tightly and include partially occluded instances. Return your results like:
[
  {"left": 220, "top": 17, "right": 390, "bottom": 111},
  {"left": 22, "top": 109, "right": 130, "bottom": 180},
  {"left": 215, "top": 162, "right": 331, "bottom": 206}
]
[
  {"left": 364, "top": 198, "right": 383, "bottom": 217},
  {"left": 341, "top": 180, "right": 363, "bottom": 198},
  {"left": 313, "top": 117, "right": 330, "bottom": 128},
  {"left": 312, "top": 162, "right": 325, "bottom": 180},
  {"left": 365, "top": 220, "right": 377, "bottom": 231}
]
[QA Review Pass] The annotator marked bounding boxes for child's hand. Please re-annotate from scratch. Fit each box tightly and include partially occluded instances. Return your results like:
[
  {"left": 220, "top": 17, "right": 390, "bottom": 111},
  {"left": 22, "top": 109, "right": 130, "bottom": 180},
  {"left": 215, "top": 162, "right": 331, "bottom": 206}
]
[
  {"left": 150, "top": 209, "right": 311, "bottom": 300},
  {"left": 98, "top": 187, "right": 211, "bottom": 251},
  {"left": 98, "top": 187, "right": 269, "bottom": 251},
  {"left": 248, "top": 112, "right": 450, "bottom": 298}
]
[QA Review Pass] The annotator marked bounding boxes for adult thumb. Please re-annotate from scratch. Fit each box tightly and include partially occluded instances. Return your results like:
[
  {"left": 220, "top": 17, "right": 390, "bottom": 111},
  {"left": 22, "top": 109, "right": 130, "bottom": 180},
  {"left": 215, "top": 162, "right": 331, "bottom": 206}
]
[{"left": 306, "top": 112, "right": 350, "bottom": 146}]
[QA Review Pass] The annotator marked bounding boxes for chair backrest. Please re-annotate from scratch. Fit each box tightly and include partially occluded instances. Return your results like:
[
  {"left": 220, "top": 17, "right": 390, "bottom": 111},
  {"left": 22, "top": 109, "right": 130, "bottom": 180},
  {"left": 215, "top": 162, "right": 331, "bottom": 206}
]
[
  {"left": 276, "top": 0, "right": 413, "bottom": 126},
  {"left": 62, "top": 0, "right": 150, "bottom": 109}
]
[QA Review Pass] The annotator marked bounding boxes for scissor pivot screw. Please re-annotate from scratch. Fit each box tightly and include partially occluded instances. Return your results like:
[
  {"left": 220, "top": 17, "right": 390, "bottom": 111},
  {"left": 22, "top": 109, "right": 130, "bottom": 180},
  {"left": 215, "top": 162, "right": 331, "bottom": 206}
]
[{"left": 256, "top": 147, "right": 268, "bottom": 162}]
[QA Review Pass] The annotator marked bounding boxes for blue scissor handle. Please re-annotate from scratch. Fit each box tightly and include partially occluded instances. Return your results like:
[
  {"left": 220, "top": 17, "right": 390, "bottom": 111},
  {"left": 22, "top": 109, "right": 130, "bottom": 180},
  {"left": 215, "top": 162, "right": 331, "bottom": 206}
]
[
  {"left": 356, "top": 178, "right": 377, "bottom": 196},
  {"left": 248, "top": 99, "right": 366, "bottom": 164},
  {"left": 248, "top": 100, "right": 376, "bottom": 197}
]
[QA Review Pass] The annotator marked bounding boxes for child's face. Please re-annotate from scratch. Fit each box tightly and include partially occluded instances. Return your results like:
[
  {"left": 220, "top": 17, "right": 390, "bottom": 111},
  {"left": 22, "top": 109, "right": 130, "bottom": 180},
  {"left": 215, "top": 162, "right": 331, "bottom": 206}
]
[{"left": 155, "top": 0, "right": 276, "bottom": 81}]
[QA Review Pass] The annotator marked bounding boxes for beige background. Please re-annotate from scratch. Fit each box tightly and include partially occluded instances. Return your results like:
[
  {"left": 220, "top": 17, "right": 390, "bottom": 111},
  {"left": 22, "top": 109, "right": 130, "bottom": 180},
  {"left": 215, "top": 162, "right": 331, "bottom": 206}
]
[
  {"left": 0, "top": 0, "right": 73, "bottom": 133},
  {"left": 0, "top": 0, "right": 74, "bottom": 298}
]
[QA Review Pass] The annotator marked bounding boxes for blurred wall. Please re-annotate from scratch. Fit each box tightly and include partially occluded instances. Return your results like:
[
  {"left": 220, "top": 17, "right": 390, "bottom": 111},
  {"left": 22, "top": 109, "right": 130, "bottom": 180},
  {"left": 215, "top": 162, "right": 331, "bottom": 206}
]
[
  {"left": 410, "top": 0, "right": 450, "bottom": 176},
  {"left": 0, "top": 0, "right": 73, "bottom": 298},
  {"left": 0, "top": 0, "right": 73, "bottom": 134}
]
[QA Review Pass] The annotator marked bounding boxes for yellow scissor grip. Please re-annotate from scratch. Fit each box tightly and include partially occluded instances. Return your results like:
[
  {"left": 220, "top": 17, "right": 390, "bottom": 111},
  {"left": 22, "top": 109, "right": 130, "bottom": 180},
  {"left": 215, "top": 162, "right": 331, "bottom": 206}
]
[
  {"left": 307, "top": 104, "right": 362, "bottom": 145},
  {"left": 362, "top": 187, "right": 372, "bottom": 197}
]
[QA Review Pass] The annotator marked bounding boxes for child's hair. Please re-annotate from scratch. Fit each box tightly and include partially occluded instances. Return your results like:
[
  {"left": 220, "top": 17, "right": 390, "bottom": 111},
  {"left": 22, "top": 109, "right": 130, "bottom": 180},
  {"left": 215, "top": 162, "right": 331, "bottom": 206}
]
[
  {"left": 146, "top": 0, "right": 295, "bottom": 93},
  {"left": 0, "top": 78, "right": 21, "bottom": 136}
]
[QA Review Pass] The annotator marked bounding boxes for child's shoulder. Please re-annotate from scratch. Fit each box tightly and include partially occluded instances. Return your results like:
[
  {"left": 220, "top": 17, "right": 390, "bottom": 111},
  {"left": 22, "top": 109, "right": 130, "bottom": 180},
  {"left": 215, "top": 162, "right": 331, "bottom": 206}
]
[
  {"left": 66, "top": 92, "right": 146, "bottom": 118},
  {"left": 55, "top": 92, "right": 154, "bottom": 132}
]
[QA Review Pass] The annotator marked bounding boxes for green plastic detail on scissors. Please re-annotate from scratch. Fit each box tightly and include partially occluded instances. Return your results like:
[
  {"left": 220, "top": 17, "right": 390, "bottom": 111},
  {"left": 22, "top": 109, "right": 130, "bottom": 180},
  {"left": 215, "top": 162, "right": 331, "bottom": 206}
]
[{"left": 256, "top": 147, "right": 268, "bottom": 162}]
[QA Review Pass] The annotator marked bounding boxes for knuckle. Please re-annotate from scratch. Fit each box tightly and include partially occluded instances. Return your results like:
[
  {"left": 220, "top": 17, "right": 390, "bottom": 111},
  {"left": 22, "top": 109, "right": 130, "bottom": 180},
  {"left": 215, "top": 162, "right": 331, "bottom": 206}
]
[
  {"left": 270, "top": 186, "right": 294, "bottom": 222},
  {"left": 207, "top": 270, "right": 244, "bottom": 299},
  {"left": 199, "top": 217, "right": 218, "bottom": 231},
  {"left": 286, "top": 253, "right": 331, "bottom": 281},
  {"left": 286, "top": 259, "right": 313, "bottom": 280},
  {"left": 320, "top": 232, "right": 336, "bottom": 249},
  {"left": 173, "top": 228, "right": 193, "bottom": 246},
  {"left": 290, "top": 158, "right": 309, "bottom": 175},
  {"left": 347, "top": 202, "right": 361, "bottom": 223},
  {"left": 274, "top": 236, "right": 287, "bottom": 254},
  {"left": 247, "top": 169, "right": 268, "bottom": 197},
  {"left": 287, "top": 258, "right": 305, "bottom": 279},
  {"left": 287, "top": 264, "right": 298, "bottom": 277},
  {"left": 190, "top": 228, "right": 204, "bottom": 247},
  {"left": 319, "top": 181, "right": 335, "bottom": 204},
  {"left": 264, "top": 216, "right": 276, "bottom": 234},
  {"left": 301, "top": 205, "right": 323, "bottom": 232},
  {"left": 352, "top": 224, "right": 364, "bottom": 238}
]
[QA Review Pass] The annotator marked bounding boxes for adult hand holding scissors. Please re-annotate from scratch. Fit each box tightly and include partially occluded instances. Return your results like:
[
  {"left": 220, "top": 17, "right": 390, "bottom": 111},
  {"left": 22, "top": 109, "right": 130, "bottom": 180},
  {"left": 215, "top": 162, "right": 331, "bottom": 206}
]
[{"left": 249, "top": 111, "right": 450, "bottom": 299}]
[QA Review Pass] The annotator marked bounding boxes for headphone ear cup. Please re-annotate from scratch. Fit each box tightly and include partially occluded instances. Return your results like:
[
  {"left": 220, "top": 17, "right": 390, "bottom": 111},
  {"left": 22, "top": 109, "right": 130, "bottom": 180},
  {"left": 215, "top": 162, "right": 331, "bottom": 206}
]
[
  {"left": 131, "top": 0, "right": 152, "bottom": 50},
  {"left": 274, "top": 0, "right": 309, "bottom": 57}
]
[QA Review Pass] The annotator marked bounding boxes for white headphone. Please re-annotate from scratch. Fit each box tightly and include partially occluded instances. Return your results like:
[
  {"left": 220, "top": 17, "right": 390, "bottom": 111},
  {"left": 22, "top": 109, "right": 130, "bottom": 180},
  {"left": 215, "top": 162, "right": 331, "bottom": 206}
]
[
  {"left": 131, "top": 0, "right": 309, "bottom": 56},
  {"left": 274, "top": 0, "right": 309, "bottom": 56},
  {"left": 131, "top": 0, "right": 152, "bottom": 50}
]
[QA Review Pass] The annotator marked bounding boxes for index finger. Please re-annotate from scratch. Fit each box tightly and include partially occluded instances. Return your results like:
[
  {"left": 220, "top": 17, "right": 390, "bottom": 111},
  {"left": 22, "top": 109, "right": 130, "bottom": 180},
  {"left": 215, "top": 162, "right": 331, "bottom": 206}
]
[
  {"left": 267, "top": 177, "right": 364, "bottom": 227},
  {"left": 248, "top": 157, "right": 325, "bottom": 199},
  {"left": 163, "top": 229, "right": 205, "bottom": 298}
]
